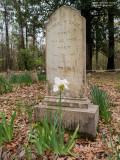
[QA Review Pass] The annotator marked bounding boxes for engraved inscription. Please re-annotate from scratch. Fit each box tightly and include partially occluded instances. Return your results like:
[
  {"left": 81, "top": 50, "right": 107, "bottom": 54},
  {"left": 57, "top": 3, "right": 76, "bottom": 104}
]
[{"left": 46, "top": 6, "right": 86, "bottom": 98}]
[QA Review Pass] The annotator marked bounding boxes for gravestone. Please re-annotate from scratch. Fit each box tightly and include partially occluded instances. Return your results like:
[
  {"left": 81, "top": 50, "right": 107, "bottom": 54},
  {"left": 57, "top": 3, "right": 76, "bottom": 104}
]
[
  {"left": 6, "top": 67, "right": 12, "bottom": 82},
  {"left": 34, "top": 6, "right": 99, "bottom": 137},
  {"left": 30, "top": 68, "right": 38, "bottom": 83}
]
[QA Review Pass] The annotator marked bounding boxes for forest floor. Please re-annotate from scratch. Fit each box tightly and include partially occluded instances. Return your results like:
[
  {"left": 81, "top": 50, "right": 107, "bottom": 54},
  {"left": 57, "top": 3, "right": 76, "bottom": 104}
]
[{"left": 0, "top": 72, "right": 120, "bottom": 160}]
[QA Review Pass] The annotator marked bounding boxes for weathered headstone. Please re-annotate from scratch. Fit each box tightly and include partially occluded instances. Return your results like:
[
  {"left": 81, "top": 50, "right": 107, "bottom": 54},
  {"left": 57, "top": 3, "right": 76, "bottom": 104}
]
[
  {"left": 6, "top": 67, "right": 12, "bottom": 82},
  {"left": 34, "top": 6, "right": 99, "bottom": 137},
  {"left": 30, "top": 68, "right": 38, "bottom": 83},
  {"left": 46, "top": 7, "right": 86, "bottom": 98}
]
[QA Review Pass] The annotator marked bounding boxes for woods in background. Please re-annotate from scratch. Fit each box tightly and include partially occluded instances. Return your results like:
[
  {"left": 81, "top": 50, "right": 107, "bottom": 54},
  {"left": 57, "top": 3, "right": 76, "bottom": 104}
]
[{"left": 0, "top": 0, "right": 120, "bottom": 71}]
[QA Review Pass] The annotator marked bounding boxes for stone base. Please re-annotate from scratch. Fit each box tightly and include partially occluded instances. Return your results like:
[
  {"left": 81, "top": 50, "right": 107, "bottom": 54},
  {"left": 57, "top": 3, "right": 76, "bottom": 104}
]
[
  {"left": 43, "top": 96, "right": 91, "bottom": 109},
  {"left": 34, "top": 102, "right": 99, "bottom": 137}
]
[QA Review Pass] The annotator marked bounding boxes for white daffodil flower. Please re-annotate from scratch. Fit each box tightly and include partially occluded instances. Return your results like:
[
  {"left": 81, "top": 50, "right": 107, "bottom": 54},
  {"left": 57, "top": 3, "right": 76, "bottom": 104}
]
[{"left": 53, "top": 77, "right": 69, "bottom": 92}]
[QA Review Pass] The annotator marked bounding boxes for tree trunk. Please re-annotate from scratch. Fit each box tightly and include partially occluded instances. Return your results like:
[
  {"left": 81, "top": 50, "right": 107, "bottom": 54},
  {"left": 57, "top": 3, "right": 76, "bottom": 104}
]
[
  {"left": 84, "top": 12, "right": 92, "bottom": 70},
  {"left": 96, "top": 25, "right": 99, "bottom": 70},
  {"left": 1, "top": 44, "right": 5, "bottom": 71},
  {"left": 4, "top": 5, "right": 10, "bottom": 70},
  {"left": 25, "top": 4, "right": 28, "bottom": 47},
  {"left": 107, "top": 8, "right": 115, "bottom": 70},
  {"left": 20, "top": 25, "right": 25, "bottom": 50},
  {"left": 81, "top": 1, "right": 93, "bottom": 71},
  {"left": 18, "top": 0, "right": 28, "bottom": 70},
  {"left": 33, "top": 25, "right": 36, "bottom": 47},
  {"left": 26, "top": 25, "right": 28, "bottom": 47},
  {"left": 96, "top": 51, "right": 98, "bottom": 70}
]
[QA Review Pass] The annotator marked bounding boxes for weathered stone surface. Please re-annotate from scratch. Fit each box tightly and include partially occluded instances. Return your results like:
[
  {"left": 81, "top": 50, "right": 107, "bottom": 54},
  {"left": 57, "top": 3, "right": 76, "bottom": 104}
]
[
  {"left": 43, "top": 96, "right": 90, "bottom": 109},
  {"left": 6, "top": 67, "right": 12, "bottom": 82},
  {"left": 30, "top": 69, "right": 38, "bottom": 83},
  {"left": 46, "top": 6, "right": 86, "bottom": 98},
  {"left": 34, "top": 6, "right": 99, "bottom": 137},
  {"left": 34, "top": 104, "right": 99, "bottom": 137}
]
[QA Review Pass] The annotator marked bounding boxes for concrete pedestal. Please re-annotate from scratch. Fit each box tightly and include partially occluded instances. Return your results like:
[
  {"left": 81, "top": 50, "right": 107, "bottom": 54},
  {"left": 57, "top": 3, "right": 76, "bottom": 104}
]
[{"left": 34, "top": 97, "right": 99, "bottom": 137}]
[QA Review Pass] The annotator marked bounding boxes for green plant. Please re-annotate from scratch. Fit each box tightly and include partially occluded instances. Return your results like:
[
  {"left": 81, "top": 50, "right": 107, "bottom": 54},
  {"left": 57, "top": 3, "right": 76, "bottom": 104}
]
[
  {"left": 38, "top": 94, "right": 45, "bottom": 100},
  {"left": 116, "top": 85, "right": 120, "bottom": 92},
  {"left": 28, "top": 124, "right": 35, "bottom": 142},
  {"left": 15, "top": 103, "right": 22, "bottom": 115},
  {"left": 31, "top": 109, "right": 79, "bottom": 157},
  {"left": 30, "top": 77, "right": 79, "bottom": 157},
  {"left": 0, "top": 76, "right": 12, "bottom": 94},
  {"left": 19, "top": 73, "right": 32, "bottom": 86},
  {"left": 0, "top": 122, "right": 3, "bottom": 147},
  {"left": 1, "top": 110, "right": 16, "bottom": 141},
  {"left": 24, "top": 77, "right": 79, "bottom": 158},
  {"left": 10, "top": 73, "right": 32, "bottom": 86},
  {"left": 19, "top": 46, "right": 45, "bottom": 70},
  {"left": 23, "top": 100, "right": 34, "bottom": 123},
  {"left": 37, "top": 74, "right": 46, "bottom": 81},
  {"left": 10, "top": 74, "right": 19, "bottom": 84},
  {"left": 90, "top": 85, "right": 111, "bottom": 124},
  {"left": 101, "top": 128, "right": 120, "bottom": 160},
  {"left": 23, "top": 144, "right": 32, "bottom": 160}
]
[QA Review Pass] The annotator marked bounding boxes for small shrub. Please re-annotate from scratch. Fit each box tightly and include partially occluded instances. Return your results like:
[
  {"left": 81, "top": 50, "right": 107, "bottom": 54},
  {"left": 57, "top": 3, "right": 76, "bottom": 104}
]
[
  {"left": 90, "top": 85, "right": 111, "bottom": 124},
  {"left": 0, "top": 76, "right": 12, "bottom": 94}
]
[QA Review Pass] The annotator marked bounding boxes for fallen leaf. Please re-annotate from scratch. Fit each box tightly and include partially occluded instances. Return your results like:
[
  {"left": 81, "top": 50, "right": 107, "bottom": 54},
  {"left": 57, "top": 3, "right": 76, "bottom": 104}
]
[{"left": 6, "top": 143, "right": 17, "bottom": 150}]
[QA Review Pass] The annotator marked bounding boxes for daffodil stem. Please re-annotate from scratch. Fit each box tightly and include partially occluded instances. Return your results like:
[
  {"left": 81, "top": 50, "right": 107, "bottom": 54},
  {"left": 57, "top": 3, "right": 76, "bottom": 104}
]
[
  {"left": 59, "top": 89, "right": 62, "bottom": 126},
  {"left": 59, "top": 90, "right": 62, "bottom": 107},
  {"left": 56, "top": 89, "right": 62, "bottom": 116},
  {"left": 56, "top": 89, "right": 62, "bottom": 127}
]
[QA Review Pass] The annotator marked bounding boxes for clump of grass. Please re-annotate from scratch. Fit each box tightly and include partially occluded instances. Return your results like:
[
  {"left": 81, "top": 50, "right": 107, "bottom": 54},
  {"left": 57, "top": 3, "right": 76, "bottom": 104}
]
[
  {"left": 1, "top": 110, "right": 16, "bottom": 142},
  {"left": 37, "top": 74, "right": 46, "bottom": 81},
  {"left": 90, "top": 85, "right": 111, "bottom": 124},
  {"left": 10, "top": 73, "right": 32, "bottom": 86},
  {"left": 29, "top": 111, "right": 79, "bottom": 157},
  {"left": 23, "top": 144, "right": 33, "bottom": 160},
  {"left": 0, "top": 76, "right": 12, "bottom": 94},
  {"left": 20, "top": 73, "right": 32, "bottom": 85},
  {"left": 23, "top": 99, "right": 36, "bottom": 123},
  {"left": 10, "top": 74, "right": 18, "bottom": 83},
  {"left": 101, "top": 128, "right": 120, "bottom": 159},
  {"left": 15, "top": 103, "right": 23, "bottom": 116}
]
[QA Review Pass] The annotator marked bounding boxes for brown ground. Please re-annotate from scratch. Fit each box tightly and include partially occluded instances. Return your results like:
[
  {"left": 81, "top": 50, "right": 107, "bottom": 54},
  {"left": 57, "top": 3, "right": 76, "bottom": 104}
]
[{"left": 0, "top": 72, "right": 120, "bottom": 160}]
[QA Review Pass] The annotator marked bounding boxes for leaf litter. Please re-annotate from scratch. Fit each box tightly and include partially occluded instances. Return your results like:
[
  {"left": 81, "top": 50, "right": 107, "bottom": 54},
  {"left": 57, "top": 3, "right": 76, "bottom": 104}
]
[{"left": 0, "top": 73, "right": 120, "bottom": 159}]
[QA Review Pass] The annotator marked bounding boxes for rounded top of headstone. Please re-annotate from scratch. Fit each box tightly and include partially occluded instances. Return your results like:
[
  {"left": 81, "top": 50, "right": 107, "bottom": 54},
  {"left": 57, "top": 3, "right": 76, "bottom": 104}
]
[{"left": 46, "top": 5, "right": 86, "bottom": 26}]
